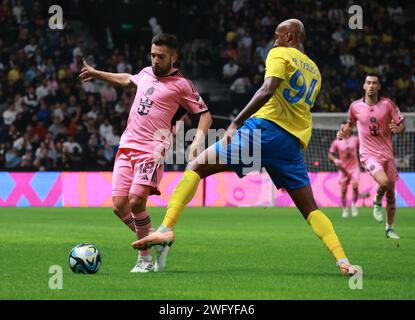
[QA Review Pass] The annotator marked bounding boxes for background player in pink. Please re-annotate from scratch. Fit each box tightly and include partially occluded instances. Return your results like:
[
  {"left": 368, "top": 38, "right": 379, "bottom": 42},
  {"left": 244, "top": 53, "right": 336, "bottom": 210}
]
[
  {"left": 337, "top": 74, "right": 405, "bottom": 239},
  {"left": 329, "top": 121, "right": 360, "bottom": 218},
  {"left": 80, "top": 33, "right": 212, "bottom": 272}
]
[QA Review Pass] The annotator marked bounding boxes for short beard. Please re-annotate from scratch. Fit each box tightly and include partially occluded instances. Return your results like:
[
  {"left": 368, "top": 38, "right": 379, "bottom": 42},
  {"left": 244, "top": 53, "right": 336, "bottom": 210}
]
[
  {"left": 152, "top": 66, "right": 169, "bottom": 77},
  {"left": 152, "top": 59, "right": 173, "bottom": 77},
  {"left": 366, "top": 92, "right": 378, "bottom": 100}
]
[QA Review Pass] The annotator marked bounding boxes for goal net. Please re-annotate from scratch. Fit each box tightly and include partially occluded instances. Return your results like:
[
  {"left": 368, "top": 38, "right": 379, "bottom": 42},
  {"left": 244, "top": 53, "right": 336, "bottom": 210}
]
[
  {"left": 259, "top": 113, "right": 415, "bottom": 207},
  {"left": 304, "top": 113, "right": 415, "bottom": 173}
]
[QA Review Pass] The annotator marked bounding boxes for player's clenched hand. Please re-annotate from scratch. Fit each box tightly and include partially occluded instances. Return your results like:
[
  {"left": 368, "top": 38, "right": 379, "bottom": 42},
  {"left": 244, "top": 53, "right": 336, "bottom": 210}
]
[
  {"left": 336, "top": 130, "right": 345, "bottom": 140},
  {"left": 389, "top": 120, "right": 402, "bottom": 134},
  {"left": 79, "top": 59, "right": 97, "bottom": 82},
  {"left": 221, "top": 122, "right": 238, "bottom": 147}
]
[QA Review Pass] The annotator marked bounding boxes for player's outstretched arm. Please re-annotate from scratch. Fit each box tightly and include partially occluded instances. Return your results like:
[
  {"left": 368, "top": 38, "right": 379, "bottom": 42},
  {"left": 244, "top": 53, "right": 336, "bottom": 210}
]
[
  {"left": 223, "top": 76, "right": 282, "bottom": 144},
  {"left": 232, "top": 76, "right": 282, "bottom": 127},
  {"left": 79, "top": 59, "right": 135, "bottom": 88}
]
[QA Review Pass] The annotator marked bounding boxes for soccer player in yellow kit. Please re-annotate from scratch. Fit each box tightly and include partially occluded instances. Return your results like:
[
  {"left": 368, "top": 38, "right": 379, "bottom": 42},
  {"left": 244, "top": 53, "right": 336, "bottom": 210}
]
[{"left": 133, "top": 19, "right": 359, "bottom": 276}]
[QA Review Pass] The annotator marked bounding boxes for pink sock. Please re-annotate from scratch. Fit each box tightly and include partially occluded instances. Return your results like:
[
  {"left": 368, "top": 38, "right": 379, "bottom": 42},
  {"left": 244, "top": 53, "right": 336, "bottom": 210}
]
[
  {"left": 132, "top": 210, "right": 152, "bottom": 256},
  {"left": 121, "top": 213, "right": 135, "bottom": 233}
]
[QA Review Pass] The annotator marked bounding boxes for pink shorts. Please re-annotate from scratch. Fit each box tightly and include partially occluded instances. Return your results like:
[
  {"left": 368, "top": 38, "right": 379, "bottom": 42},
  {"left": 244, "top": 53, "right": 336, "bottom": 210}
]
[
  {"left": 339, "top": 167, "right": 360, "bottom": 187},
  {"left": 112, "top": 148, "right": 164, "bottom": 197},
  {"left": 361, "top": 157, "right": 398, "bottom": 182}
]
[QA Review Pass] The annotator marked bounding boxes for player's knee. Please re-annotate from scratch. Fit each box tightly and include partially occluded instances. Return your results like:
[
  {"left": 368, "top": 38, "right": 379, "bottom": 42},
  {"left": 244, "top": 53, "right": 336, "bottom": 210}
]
[
  {"left": 187, "top": 162, "right": 205, "bottom": 178},
  {"left": 112, "top": 199, "right": 129, "bottom": 217},
  {"left": 129, "top": 196, "right": 147, "bottom": 212},
  {"left": 378, "top": 179, "right": 392, "bottom": 191},
  {"left": 386, "top": 197, "right": 396, "bottom": 205},
  {"left": 386, "top": 191, "right": 396, "bottom": 203},
  {"left": 187, "top": 160, "right": 198, "bottom": 172}
]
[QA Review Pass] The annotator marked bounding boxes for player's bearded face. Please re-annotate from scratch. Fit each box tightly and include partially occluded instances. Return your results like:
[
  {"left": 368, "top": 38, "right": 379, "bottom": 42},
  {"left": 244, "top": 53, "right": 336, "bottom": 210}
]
[
  {"left": 363, "top": 76, "right": 381, "bottom": 96},
  {"left": 151, "top": 45, "right": 177, "bottom": 77}
]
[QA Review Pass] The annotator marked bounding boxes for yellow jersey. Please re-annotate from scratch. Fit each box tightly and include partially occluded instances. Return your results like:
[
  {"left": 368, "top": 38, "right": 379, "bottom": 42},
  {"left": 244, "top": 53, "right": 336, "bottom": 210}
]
[{"left": 252, "top": 46, "right": 321, "bottom": 148}]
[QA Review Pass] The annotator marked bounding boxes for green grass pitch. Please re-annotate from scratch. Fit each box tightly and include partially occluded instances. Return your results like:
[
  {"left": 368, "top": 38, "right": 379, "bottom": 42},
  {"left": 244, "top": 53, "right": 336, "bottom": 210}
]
[{"left": 1, "top": 207, "right": 414, "bottom": 300}]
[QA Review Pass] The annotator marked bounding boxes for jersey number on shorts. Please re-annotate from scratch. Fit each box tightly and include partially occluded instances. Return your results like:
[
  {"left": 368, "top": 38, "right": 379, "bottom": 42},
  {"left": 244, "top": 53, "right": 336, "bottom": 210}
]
[{"left": 283, "top": 70, "right": 318, "bottom": 107}]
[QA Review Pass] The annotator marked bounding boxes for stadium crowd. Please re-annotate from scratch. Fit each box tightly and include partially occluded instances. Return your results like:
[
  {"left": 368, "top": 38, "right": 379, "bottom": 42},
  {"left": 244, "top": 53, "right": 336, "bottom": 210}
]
[
  {"left": 0, "top": 0, "right": 414, "bottom": 171},
  {"left": 180, "top": 0, "right": 415, "bottom": 113}
]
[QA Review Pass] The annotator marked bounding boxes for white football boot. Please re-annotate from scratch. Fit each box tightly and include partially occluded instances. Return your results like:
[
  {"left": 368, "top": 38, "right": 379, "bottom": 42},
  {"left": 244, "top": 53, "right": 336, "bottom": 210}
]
[
  {"left": 342, "top": 208, "right": 349, "bottom": 218},
  {"left": 351, "top": 202, "right": 358, "bottom": 217},
  {"left": 373, "top": 201, "right": 384, "bottom": 222},
  {"left": 386, "top": 229, "right": 400, "bottom": 239},
  {"left": 154, "top": 245, "right": 170, "bottom": 272},
  {"left": 130, "top": 255, "right": 154, "bottom": 273}
]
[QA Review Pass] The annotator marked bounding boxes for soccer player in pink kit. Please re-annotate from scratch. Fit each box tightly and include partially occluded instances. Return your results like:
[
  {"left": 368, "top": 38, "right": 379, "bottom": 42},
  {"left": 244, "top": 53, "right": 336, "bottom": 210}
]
[
  {"left": 337, "top": 74, "right": 405, "bottom": 239},
  {"left": 329, "top": 121, "right": 360, "bottom": 218},
  {"left": 80, "top": 34, "right": 212, "bottom": 272}
]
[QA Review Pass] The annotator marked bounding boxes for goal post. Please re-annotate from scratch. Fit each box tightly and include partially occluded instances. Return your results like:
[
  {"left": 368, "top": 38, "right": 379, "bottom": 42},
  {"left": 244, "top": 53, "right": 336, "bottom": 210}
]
[
  {"left": 262, "top": 113, "right": 415, "bottom": 207},
  {"left": 305, "top": 113, "right": 415, "bottom": 173}
]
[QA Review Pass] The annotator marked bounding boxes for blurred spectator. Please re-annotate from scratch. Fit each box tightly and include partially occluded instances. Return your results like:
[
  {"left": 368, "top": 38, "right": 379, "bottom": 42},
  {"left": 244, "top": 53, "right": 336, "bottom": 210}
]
[
  {"left": 255, "top": 39, "right": 269, "bottom": 62},
  {"left": 34, "top": 143, "right": 54, "bottom": 171},
  {"left": 230, "top": 74, "right": 251, "bottom": 107},
  {"left": 224, "top": 43, "right": 238, "bottom": 60},
  {"left": 195, "top": 42, "right": 212, "bottom": 79},
  {"left": 36, "top": 79, "right": 50, "bottom": 100},
  {"left": 99, "top": 118, "right": 113, "bottom": 142},
  {"left": 3, "top": 105, "right": 17, "bottom": 126},
  {"left": 223, "top": 59, "right": 240, "bottom": 83},
  {"left": 100, "top": 83, "right": 117, "bottom": 104},
  {"left": 13, "top": 132, "right": 32, "bottom": 153},
  {"left": 20, "top": 150, "right": 35, "bottom": 170},
  {"left": 339, "top": 47, "right": 356, "bottom": 68},
  {"left": 22, "top": 87, "right": 38, "bottom": 109},
  {"left": 49, "top": 117, "right": 67, "bottom": 139},
  {"left": 230, "top": 74, "right": 250, "bottom": 94},
  {"left": 103, "top": 143, "right": 115, "bottom": 163},
  {"left": 36, "top": 100, "right": 50, "bottom": 123},
  {"left": 249, "top": 74, "right": 263, "bottom": 95},
  {"left": 63, "top": 136, "right": 82, "bottom": 154},
  {"left": 232, "top": 0, "right": 246, "bottom": 13},
  {"left": 33, "top": 121, "right": 48, "bottom": 141},
  {"left": 149, "top": 17, "right": 162, "bottom": 36},
  {"left": 96, "top": 148, "right": 111, "bottom": 169},
  {"left": 5, "top": 148, "right": 21, "bottom": 169}
]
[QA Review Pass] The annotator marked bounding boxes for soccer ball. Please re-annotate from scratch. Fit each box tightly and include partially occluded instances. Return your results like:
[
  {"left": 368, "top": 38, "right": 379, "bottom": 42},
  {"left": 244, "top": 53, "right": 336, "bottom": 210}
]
[{"left": 68, "top": 243, "right": 102, "bottom": 274}]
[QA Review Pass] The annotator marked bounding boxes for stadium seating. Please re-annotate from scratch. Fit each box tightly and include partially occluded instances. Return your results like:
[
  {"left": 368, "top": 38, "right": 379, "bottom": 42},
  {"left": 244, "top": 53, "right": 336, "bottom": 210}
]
[{"left": 0, "top": 0, "right": 414, "bottom": 171}]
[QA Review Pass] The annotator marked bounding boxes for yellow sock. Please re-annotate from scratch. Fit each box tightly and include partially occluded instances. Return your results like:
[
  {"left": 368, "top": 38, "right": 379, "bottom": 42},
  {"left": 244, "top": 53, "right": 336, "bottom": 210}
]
[
  {"left": 307, "top": 210, "right": 347, "bottom": 262},
  {"left": 162, "top": 170, "right": 201, "bottom": 229}
]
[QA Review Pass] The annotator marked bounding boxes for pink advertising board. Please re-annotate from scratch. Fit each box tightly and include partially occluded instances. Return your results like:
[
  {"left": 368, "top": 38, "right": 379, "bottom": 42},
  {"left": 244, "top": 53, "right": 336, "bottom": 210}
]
[
  {"left": 204, "top": 171, "right": 415, "bottom": 207},
  {"left": 1, "top": 171, "right": 414, "bottom": 207},
  {"left": 61, "top": 172, "right": 204, "bottom": 207}
]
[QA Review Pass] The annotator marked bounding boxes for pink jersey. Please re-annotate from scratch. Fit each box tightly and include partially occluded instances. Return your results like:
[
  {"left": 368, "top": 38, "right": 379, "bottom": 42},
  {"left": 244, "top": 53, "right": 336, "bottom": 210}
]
[
  {"left": 348, "top": 97, "right": 404, "bottom": 161},
  {"left": 119, "top": 67, "right": 208, "bottom": 154},
  {"left": 329, "top": 136, "right": 359, "bottom": 171}
]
